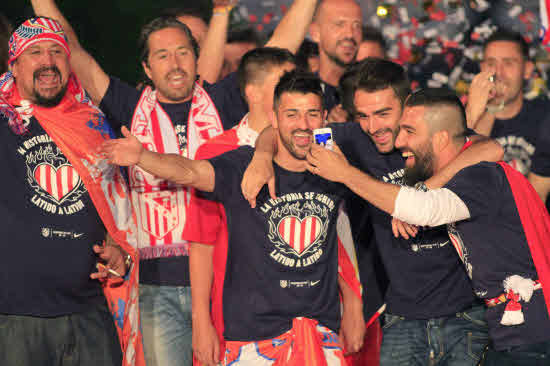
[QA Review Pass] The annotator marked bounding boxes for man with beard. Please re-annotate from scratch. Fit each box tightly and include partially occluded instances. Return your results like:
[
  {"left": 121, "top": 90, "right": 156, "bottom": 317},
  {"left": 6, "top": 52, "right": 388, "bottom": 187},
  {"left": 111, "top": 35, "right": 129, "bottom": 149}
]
[
  {"left": 32, "top": 0, "right": 319, "bottom": 364},
  {"left": 0, "top": 17, "right": 142, "bottom": 366},
  {"left": 243, "top": 59, "right": 503, "bottom": 365},
  {"left": 307, "top": 88, "right": 550, "bottom": 365},
  {"left": 466, "top": 29, "right": 550, "bottom": 178},
  {"left": 309, "top": 0, "right": 362, "bottom": 123},
  {"left": 102, "top": 71, "right": 353, "bottom": 365},
  {"left": 184, "top": 50, "right": 363, "bottom": 365}
]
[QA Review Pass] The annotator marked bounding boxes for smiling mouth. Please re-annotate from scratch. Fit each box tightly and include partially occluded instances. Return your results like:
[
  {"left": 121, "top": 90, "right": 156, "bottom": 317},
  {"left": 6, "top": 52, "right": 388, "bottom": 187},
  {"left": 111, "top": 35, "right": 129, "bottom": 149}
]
[
  {"left": 34, "top": 69, "right": 61, "bottom": 88},
  {"left": 402, "top": 151, "right": 415, "bottom": 165},
  {"left": 293, "top": 133, "right": 312, "bottom": 147}
]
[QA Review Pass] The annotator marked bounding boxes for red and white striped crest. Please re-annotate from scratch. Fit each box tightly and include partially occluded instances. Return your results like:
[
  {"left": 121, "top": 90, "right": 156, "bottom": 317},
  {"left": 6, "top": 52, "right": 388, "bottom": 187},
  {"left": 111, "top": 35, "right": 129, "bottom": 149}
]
[
  {"left": 139, "top": 191, "right": 179, "bottom": 240},
  {"left": 34, "top": 163, "right": 81, "bottom": 203},
  {"left": 277, "top": 215, "right": 321, "bottom": 255}
]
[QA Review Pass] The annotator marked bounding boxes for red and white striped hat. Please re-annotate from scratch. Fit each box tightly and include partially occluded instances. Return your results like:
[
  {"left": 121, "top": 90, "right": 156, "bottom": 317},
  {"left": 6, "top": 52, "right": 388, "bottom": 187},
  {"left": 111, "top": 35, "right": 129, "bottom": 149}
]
[{"left": 8, "top": 17, "right": 70, "bottom": 65}]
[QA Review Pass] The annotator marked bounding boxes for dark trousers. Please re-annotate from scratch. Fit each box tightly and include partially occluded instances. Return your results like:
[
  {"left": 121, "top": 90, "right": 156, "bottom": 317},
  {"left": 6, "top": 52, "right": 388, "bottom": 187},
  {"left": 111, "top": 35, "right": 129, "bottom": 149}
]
[
  {"left": 0, "top": 300, "right": 122, "bottom": 366},
  {"left": 483, "top": 340, "right": 550, "bottom": 365}
]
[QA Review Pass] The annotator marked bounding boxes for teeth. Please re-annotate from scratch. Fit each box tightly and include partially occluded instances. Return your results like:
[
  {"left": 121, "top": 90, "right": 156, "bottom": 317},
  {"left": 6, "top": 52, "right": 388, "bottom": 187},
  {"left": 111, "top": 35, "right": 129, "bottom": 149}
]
[{"left": 402, "top": 151, "right": 414, "bottom": 157}]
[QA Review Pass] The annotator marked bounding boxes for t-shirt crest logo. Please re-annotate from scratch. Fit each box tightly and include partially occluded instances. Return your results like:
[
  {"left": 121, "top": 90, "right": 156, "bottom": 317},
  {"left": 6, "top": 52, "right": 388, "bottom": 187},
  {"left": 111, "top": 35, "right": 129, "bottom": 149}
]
[
  {"left": 264, "top": 193, "right": 332, "bottom": 267},
  {"left": 280, "top": 280, "right": 288, "bottom": 288},
  {"left": 277, "top": 215, "right": 322, "bottom": 255},
  {"left": 33, "top": 163, "right": 81, "bottom": 204}
]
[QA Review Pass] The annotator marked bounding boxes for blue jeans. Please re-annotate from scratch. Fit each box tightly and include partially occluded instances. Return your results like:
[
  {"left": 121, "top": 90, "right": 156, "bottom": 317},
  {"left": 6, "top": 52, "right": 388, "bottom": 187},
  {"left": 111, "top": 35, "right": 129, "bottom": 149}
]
[
  {"left": 483, "top": 340, "right": 550, "bottom": 365},
  {"left": 380, "top": 304, "right": 489, "bottom": 366},
  {"left": 139, "top": 284, "right": 193, "bottom": 366},
  {"left": 0, "top": 300, "right": 122, "bottom": 366}
]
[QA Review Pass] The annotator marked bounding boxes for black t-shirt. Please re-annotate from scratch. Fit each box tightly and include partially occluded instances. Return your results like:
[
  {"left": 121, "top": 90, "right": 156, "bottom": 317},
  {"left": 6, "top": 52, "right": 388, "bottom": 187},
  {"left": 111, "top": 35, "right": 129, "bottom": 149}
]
[
  {"left": 321, "top": 81, "right": 340, "bottom": 114},
  {"left": 345, "top": 196, "right": 388, "bottom": 323},
  {"left": 490, "top": 98, "right": 550, "bottom": 176},
  {"left": 531, "top": 116, "right": 550, "bottom": 177},
  {"left": 444, "top": 162, "right": 550, "bottom": 350},
  {"left": 0, "top": 115, "right": 104, "bottom": 316},
  {"left": 205, "top": 147, "right": 346, "bottom": 341},
  {"left": 331, "top": 122, "right": 477, "bottom": 319},
  {"left": 98, "top": 73, "right": 247, "bottom": 286},
  {"left": 530, "top": 114, "right": 550, "bottom": 211}
]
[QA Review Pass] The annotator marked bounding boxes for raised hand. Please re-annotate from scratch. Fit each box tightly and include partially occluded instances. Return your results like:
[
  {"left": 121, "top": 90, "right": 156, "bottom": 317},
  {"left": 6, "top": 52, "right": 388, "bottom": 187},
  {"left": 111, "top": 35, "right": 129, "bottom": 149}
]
[{"left": 241, "top": 151, "right": 276, "bottom": 208}]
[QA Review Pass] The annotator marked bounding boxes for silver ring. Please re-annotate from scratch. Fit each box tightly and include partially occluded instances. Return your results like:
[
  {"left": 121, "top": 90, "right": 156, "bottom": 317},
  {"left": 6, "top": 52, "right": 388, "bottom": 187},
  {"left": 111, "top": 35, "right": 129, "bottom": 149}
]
[{"left": 488, "top": 75, "right": 495, "bottom": 83}]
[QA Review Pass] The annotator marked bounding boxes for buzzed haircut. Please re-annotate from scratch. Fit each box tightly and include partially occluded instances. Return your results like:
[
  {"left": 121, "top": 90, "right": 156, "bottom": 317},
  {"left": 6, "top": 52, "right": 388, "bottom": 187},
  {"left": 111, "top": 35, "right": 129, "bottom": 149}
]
[
  {"left": 339, "top": 58, "right": 411, "bottom": 115},
  {"left": 295, "top": 39, "right": 319, "bottom": 71},
  {"left": 273, "top": 70, "right": 324, "bottom": 111},
  {"left": 484, "top": 29, "right": 530, "bottom": 60},
  {"left": 405, "top": 88, "right": 467, "bottom": 144},
  {"left": 237, "top": 47, "right": 296, "bottom": 101},
  {"left": 362, "top": 25, "right": 386, "bottom": 53},
  {"left": 139, "top": 16, "right": 200, "bottom": 65}
]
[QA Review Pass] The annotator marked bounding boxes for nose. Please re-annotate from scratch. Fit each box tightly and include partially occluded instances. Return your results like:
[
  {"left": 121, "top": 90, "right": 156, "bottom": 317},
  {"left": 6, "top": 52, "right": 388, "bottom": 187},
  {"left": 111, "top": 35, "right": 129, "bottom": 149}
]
[
  {"left": 395, "top": 128, "right": 406, "bottom": 149},
  {"left": 494, "top": 61, "right": 505, "bottom": 79},
  {"left": 342, "top": 22, "right": 354, "bottom": 39},
  {"left": 363, "top": 116, "right": 382, "bottom": 135},
  {"left": 41, "top": 51, "right": 55, "bottom": 66},
  {"left": 298, "top": 114, "right": 310, "bottom": 130}
]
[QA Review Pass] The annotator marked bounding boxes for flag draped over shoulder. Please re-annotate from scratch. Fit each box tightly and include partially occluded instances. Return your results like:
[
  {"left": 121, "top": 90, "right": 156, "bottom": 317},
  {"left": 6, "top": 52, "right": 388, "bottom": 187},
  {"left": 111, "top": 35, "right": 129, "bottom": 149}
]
[
  {"left": 499, "top": 161, "right": 550, "bottom": 320},
  {"left": 0, "top": 71, "right": 144, "bottom": 366}
]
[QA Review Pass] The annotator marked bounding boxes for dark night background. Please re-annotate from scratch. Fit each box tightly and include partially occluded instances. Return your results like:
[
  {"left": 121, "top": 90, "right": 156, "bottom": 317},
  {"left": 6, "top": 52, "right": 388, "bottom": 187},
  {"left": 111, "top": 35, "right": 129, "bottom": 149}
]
[{"left": 1, "top": 1, "right": 215, "bottom": 84}]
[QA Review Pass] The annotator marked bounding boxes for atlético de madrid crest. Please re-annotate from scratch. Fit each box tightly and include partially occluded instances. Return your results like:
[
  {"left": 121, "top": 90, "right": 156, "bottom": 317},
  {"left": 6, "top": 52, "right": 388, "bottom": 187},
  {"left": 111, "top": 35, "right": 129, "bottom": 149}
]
[{"left": 260, "top": 191, "right": 336, "bottom": 269}]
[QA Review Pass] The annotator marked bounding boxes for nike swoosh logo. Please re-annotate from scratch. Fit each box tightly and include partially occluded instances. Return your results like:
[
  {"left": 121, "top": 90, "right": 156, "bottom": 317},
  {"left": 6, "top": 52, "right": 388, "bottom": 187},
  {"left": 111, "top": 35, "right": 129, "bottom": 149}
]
[
  {"left": 310, "top": 280, "right": 321, "bottom": 286},
  {"left": 73, "top": 233, "right": 84, "bottom": 238}
]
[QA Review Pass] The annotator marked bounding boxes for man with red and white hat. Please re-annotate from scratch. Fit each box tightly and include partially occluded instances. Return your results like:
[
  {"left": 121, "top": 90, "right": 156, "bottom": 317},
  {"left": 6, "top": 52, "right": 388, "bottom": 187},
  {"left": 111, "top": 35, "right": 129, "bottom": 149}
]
[{"left": 0, "top": 17, "right": 143, "bottom": 366}]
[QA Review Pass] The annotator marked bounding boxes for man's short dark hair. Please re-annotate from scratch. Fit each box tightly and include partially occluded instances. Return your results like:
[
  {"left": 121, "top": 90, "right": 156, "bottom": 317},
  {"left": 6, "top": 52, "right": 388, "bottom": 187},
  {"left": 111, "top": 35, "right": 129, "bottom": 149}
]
[
  {"left": 405, "top": 88, "right": 467, "bottom": 137},
  {"left": 295, "top": 39, "right": 319, "bottom": 71},
  {"left": 139, "top": 16, "right": 200, "bottom": 65},
  {"left": 339, "top": 58, "right": 411, "bottom": 116},
  {"left": 274, "top": 70, "right": 324, "bottom": 111},
  {"left": 237, "top": 47, "right": 296, "bottom": 101},
  {"left": 484, "top": 29, "right": 530, "bottom": 60},
  {"left": 362, "top": 25, "right": 386, "bottom": 53},
  {"left": 160, "top": 6, "right": 211, "bottom": 25}
]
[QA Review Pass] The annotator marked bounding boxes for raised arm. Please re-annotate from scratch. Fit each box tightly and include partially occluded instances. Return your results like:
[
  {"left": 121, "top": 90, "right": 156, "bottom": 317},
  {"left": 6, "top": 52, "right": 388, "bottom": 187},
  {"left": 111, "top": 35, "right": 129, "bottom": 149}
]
[
  {"left": 197, "top": 1, "right": 236, "bottom": 84},
  {"left": 101, "top": 126, "right": 216, "bottom": 192},
  {"left": 31, "top": 0, "right": 110, "bottom": 105},
  {"left": 265, "top": 0, "right": 318, "bottom": 53},
  {"left": 305, "top": 144, "right": 470, "bottom": 227}
]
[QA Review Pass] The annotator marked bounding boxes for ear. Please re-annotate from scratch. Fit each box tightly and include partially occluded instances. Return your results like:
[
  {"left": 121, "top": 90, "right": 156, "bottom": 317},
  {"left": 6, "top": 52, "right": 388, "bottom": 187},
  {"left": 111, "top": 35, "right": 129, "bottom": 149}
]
[
  {"left": 524, "top": 60, "right": 534, "bottom": 80},
  {"left": 322, "top": 109, "right": 328, "bottom": 125},
  {"left": 309, "top": 23, "right": 320, "bottom": 44},
  {"left": 142, "top": 61, "right": 152, "bottom": 80},
  {"left": 245, "top": 84, "right": 260, "bottom": 105}
]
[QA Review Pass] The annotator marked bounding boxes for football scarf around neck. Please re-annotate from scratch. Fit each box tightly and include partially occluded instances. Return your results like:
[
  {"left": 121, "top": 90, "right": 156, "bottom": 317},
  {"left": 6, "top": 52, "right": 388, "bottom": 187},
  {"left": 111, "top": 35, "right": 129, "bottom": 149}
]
[
  {"left": 129, "top": 83, "right": 224, "bottom": 257},
  {"left": 0, "top": 71, "right": 144, "bottom": 366}
]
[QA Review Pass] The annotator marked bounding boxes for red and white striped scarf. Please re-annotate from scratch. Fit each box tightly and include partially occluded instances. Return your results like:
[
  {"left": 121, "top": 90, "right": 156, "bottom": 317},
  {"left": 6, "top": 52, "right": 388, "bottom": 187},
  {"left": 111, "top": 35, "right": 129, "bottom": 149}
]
[{"left": 129, "top": 84, "right": 224, "bottom": 258}]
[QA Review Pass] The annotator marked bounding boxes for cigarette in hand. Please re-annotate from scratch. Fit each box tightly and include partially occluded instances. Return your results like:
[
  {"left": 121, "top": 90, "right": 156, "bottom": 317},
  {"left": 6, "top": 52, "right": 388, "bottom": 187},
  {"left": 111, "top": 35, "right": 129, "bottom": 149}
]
[{"left": 96, "top": 262, "right": 122, "bottom": 277}]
